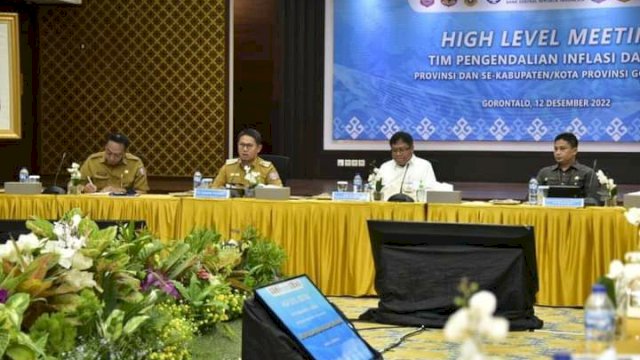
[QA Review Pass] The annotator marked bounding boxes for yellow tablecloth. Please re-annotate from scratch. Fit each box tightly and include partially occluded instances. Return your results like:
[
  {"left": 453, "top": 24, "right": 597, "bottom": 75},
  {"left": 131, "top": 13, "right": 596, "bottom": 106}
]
[
  {"left": 0, "top": 194, "right": 180, "bottom": 241},
  {"left": 0, "top": 194, "right": 59, "bottom": 219},
  {"left": 55, "top": 195, "right": 181, "bottom": 241},
  {"left": 3, "top": 194, "right": 638, "bottom": 306},
  {"left": 178, "top": 198, "right": 427, "bottom": 295},
  {"left": 427, "top": 203, "right": 640, "bottom": 306}
]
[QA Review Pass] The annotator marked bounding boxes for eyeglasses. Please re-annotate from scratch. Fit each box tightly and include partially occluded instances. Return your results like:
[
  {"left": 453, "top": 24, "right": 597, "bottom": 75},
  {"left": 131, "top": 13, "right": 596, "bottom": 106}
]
[
  {"left": 391, "top": 146, "right": 411, "bottom": 154},
  {"left": 238, "top": 143, "right": 256, "bottom": 149}
]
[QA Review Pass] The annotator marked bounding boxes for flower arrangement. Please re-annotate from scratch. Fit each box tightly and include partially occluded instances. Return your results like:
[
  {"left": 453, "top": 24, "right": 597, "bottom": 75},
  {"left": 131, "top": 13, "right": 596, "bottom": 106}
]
[
  {"left": 599, "top": 208, "right": 640, "bottom": 324},
  {"left": 596, "top": 170, "right": 618, "bottom": 204},
  {"left": 444, "top": 278, "right": 509, "bottom": 360},
  {"left": 367, "top": 162, "right": 383, "bottom": 193},
  {"left": 67, "top": 162, "right": 81, "bottom": 185},
  {"left": 243, "top": 165, "right": 262, "bottom": 189},
  {"left": 0, "top": 209, "right": 287, "bottom": 359}
]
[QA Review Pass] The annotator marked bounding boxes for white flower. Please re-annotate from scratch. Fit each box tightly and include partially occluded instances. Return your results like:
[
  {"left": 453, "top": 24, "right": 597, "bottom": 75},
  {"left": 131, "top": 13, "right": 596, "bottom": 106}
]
[
  {"left": 0, "top": 241, "right": 18, "bottom": 262},
  {"left": 596, "top": 170, "right": 608, "bottom": 185},
  {"left": 444, "top": 308, "right": 469, "bottom": 341},
  {"left": 624, "top": 263, "right": 640, "bottom": 282},
  {"left": 469, "top": 291, "right": 497, "bottom": 316},
  {"left": 607, "top": 259, "right": 625, "bottom": 279},
  {"left": 71, "top": 214, "right": 82, "bottom": 229},
  {"left": 243, "top": 166, "right": 260, "bottom": 186},
  {"left": 63, "top": 269, "right": 97, "bottom": 290},
  {"left": 71, "top": 252, "right": 93, "bottom": 270},
  {"left": 41, "top": 240, "right": 76, "bottom": 269},
  {"left": 67, "top": 162, "right": 81, "bottom": 179},
  {"left": 16, "top": 233, "right": 42, "bottom": 252},
  {"left": 459, "top": 339, "right": 485, "bottom": 360},
  {"left": 480, "top": 317, "right": 509, "bottom": 340},
  {"left": 625, "top": 208, "right": 640, "bottom": 226}
]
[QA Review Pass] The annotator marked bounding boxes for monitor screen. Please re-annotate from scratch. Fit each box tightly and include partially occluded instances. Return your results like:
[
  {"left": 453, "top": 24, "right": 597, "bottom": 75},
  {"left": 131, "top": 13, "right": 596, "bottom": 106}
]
[
  {"left": 363, "top": 220, "right": 542, "bottom": 330},
  {"left": 255, "top": 275, "right": 376, "bottom": 360}
]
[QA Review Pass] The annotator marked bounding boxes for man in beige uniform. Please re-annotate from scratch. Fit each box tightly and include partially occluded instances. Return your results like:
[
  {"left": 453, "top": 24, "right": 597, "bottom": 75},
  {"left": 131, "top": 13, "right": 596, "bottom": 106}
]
[
  {"left": 212, "top": 128, "right": 282, "bottom": 188},
  {"left": 80, "top": 133, "right": 150, "bottom": 194}
]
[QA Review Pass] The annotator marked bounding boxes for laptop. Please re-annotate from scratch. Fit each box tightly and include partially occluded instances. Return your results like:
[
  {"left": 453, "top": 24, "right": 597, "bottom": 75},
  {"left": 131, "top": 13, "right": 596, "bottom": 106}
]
[
  {"left": 426, "top": 190, "right": 462, "bottom": 203},
  {"left": 4, "top": 182, "right": 43, "bottom": 195},
  {"left": 546, "top": 185, "right": 584, "bottom": 198},
  {"left": 254, "top": 187, "right": 290, "bottom": 200}
]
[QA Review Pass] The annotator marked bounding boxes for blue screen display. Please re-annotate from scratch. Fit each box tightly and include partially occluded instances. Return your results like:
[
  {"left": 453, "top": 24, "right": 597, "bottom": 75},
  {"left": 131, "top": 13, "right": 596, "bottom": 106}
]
[{"left": 255, "top": 276, "right": 375, "bottom": 360}]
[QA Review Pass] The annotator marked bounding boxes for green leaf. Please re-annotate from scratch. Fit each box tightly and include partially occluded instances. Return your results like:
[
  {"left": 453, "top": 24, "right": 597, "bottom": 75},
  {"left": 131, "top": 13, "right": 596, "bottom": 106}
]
[
  {"left": 123, "top": 315, "right": 149, "bottom": 335},
  {"left": 597, "top": 276, "right": 617, "bottom": 306},
  {"left": 6, "top": 293, "right": 30, "bottom": 315},
  {"left": 161, "top": 243, "right": 191, "bottom": 273},
  {"left": 5, "top": 344, "right": 36, "bottom": 360},
  {"left": 0, "top": 331, "right": 9, "bottom": 356}
]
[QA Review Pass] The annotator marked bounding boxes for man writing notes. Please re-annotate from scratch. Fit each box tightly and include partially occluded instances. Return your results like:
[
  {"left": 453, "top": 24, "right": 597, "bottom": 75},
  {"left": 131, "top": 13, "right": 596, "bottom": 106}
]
[
  {"left": 212, "top": 128, "right": 282, "bottom": 188},
  {"left": 379, "top": 131, "right": 449, "bottom": 201},
  {"left": 80, "top": 133, "right": 149, "bottom": 194},
  {"left": 536, "top": 132, "right": 599, "bottom": 205}
]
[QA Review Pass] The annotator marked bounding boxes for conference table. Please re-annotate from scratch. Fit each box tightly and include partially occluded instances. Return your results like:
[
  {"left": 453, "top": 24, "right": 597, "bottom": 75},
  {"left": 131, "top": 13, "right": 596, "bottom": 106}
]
[{"left": 1, "top": 193, "right": 637, "bottom": 307}]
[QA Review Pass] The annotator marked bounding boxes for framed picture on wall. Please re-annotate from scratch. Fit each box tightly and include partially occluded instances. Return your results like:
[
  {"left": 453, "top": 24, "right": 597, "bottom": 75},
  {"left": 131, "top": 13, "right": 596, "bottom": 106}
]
[{"left": 0, "top": 13, "right": 20, "bottom": 140}]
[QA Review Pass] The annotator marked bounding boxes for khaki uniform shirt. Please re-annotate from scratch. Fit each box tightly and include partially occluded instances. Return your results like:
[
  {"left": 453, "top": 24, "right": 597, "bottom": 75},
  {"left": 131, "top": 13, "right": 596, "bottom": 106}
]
[
  {"left": 212, "top": 157, "right": 282, "bottom": 188},
  {"left": 79, "top": 152, "right": 150, "bottom": 193}
]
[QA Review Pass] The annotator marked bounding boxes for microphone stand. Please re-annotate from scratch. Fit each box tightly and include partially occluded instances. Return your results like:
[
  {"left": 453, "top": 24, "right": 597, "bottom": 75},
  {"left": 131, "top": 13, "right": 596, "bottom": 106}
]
[
  {"left": 388, "top": 162, "right": 414, "bottom": 202},
  {"left": 43, "top": 153, "right": 68, "bottom": 194}
]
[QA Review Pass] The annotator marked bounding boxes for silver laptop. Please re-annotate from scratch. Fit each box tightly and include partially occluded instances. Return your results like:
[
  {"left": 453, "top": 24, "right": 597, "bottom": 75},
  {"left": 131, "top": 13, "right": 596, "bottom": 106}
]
[
  {"left": 254, "top": 187, "right": 290, "bottom": 200},
  {"left": 4, "top": 182, "right": 43, "bottom": 195},
  {"left": 426, "top": 190, "right": 461, "bottom": 204}
]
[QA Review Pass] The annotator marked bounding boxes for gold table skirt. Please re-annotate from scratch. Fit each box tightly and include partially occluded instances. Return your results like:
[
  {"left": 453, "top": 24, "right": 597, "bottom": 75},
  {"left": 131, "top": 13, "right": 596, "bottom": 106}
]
[
  {"left": 427, "top": 203, "right": 639, "bottom": 306},
  {"left": 1, "top": 194, "right": 636, "bottom": 306}
]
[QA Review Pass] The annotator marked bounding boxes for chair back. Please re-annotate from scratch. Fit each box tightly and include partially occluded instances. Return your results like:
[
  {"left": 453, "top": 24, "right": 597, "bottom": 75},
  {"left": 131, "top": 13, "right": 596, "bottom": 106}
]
[{"left": 260, "top": 154, "right": 290, "bottom": 186}]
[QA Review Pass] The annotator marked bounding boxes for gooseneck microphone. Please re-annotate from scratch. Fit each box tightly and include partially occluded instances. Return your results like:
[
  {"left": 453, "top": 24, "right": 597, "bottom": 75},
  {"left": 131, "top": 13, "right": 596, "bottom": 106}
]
[
  {"left": 43, "top": 152, "right": 68, "bottom": 194},
  {"left": 399, "top": 162, "right": 410, "bottom": 194},
  {"left": 388, "top": 162, "right": 414, "bottom": 202}
]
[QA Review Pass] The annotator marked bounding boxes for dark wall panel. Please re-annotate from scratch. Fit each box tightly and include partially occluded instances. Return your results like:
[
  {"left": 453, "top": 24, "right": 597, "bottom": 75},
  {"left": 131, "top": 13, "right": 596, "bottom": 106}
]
[{"left": 0, "top": 4, "right": 37, "bottom": 183}]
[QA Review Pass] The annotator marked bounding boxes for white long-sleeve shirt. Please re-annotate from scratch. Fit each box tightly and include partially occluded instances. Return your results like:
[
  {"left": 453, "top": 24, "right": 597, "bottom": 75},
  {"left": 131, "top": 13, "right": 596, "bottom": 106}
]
[{"left": 378, "top": 155, "right": 439, "bottom": 200}]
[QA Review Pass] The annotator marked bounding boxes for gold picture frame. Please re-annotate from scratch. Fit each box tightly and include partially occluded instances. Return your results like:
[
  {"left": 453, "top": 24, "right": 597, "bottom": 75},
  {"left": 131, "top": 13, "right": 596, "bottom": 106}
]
[{"left": 0, "top": 13, "right": 21, "bottom": 139}]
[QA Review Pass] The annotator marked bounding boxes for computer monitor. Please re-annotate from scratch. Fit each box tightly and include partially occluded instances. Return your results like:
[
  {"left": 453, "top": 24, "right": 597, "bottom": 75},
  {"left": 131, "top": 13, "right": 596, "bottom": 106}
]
[
  {"left": 361, "top": 220, "right": 543, "bottom": 330},
  {"left": 254, "top": 275, "right": 377, "bottom": 360}
]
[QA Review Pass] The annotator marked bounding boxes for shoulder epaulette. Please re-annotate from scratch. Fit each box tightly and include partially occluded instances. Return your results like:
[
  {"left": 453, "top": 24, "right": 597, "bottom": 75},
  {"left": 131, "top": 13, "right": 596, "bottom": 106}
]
[
  {"left": 259, "top": 160, "right": 272, "bottom": 167},
  {"left": 225, "top": 158, "right": 239, "bottom": 165},
  {"left": 125, "top": 153, "right": 141, "bottom": 161}
]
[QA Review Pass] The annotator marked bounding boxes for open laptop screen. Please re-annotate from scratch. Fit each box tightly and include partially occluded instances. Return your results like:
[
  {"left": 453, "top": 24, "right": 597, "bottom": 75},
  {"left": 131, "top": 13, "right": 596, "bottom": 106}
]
[{"left": 254, "top": 275, "right": 375, "bottom": 360}]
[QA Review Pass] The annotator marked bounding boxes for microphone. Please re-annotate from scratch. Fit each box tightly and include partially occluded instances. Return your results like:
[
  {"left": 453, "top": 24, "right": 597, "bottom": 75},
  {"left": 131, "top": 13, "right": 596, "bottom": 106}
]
[
  {"left": 388, "top": 162, "right": 414, "bottom": 202},
  {"left": 43, "top": 152, "right": 68, "bottom": 194},
  {"left": 585, "top": 159, "right": 599, "bottom": 206}
]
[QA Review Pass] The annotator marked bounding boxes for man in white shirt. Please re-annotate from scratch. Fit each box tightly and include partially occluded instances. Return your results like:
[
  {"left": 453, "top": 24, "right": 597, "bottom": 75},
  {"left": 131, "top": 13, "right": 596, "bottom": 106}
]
[{"left": 378, "top": 131, "right": 439, "bottom": 200}]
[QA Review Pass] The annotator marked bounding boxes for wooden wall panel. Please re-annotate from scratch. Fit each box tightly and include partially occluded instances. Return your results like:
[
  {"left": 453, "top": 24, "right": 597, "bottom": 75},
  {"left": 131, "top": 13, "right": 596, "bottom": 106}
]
[{"left": 38, "top": 0, "right": 228, "bottom": 177}]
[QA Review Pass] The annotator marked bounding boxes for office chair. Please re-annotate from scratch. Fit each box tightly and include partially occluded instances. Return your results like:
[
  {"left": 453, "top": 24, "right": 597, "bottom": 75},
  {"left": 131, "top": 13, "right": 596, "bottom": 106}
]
[{"left": 260, "top": 154, "right": 290, "bottom": 186}]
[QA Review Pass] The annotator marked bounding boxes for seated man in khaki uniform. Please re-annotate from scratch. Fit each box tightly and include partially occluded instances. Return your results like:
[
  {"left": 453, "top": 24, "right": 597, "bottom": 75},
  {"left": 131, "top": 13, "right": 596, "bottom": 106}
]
[
  {"left": 212, "top": 128, "right": 282, "bottom": 188},
  {"left": 80, "top": 133, "right": 150, "bottom": 194}
]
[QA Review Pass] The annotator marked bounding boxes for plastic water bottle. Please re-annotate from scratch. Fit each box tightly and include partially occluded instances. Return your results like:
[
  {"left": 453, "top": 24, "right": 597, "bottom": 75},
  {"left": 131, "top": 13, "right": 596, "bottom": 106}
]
[
  {"left": 415, "top": 180, "right": 427, "bottom": 203},
  {"left": 528, "top": 177, "right": 538, "bottom": 205},
  {"left": 353, "top": 173, "right": 363, "bottom": 192},
  {"left": 584, "top": 283, "right": 615, "bottom": 355},
  {"left": 19, "top": 167, "right": 29, "bottom": 183},
  {"left": 193, "top": 171, "right": 202, "bottom": 190}
]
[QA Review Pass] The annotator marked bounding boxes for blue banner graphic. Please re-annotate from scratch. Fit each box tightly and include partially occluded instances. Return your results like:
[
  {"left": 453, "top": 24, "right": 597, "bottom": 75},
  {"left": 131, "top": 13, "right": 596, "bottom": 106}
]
[{"left": 326, "top": 0, "right": 640, "bottom": 150}]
